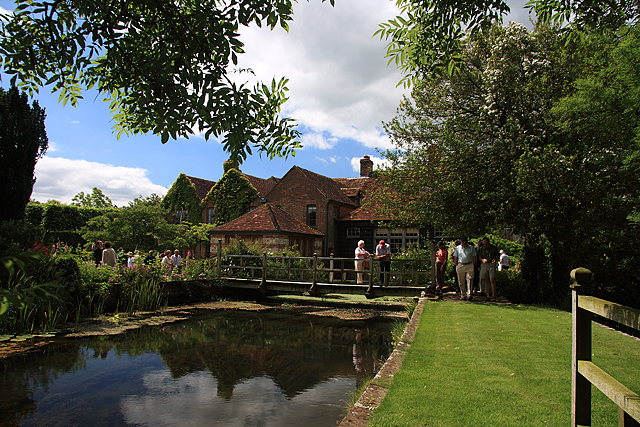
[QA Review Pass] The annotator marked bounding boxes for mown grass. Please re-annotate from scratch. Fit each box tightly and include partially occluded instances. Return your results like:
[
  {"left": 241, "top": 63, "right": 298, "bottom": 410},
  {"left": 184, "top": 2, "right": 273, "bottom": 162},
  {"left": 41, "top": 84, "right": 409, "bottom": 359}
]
[{"left": 369, "top": 301, "right": 640, "bottom": 427}]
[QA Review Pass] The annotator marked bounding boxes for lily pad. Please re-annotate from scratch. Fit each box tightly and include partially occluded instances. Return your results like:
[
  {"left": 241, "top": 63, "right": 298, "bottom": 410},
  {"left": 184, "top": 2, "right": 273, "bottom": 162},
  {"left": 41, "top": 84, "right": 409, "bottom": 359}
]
[
  {"left": 0, "top": 334, "right": 13, "bottom": 342},
  {"left": 10, "top": 337, "right": 26, "bottom": 342}
]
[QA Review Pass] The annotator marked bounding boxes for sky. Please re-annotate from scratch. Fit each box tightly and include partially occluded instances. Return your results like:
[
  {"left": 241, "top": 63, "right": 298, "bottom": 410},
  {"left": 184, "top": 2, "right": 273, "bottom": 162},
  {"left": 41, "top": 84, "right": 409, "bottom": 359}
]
[{"left": 0, "top": 0, "right": 534, "bottom": 207}]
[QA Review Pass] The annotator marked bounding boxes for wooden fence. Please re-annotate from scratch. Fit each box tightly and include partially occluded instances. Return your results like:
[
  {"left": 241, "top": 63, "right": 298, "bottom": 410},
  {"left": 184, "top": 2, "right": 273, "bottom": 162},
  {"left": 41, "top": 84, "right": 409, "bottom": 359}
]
[
  {"left": 571, "top": 267, "right": 640, "bottom": 427},
  {"left": 214, "top": 240, "right": 434, "bottom": 293}
]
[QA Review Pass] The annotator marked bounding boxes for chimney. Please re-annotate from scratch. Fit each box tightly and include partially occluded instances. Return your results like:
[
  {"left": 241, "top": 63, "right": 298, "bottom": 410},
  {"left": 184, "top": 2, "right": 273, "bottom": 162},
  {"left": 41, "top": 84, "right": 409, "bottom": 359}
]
[{"left": 360, "top": 155, "right": 373, "bottom": 177}]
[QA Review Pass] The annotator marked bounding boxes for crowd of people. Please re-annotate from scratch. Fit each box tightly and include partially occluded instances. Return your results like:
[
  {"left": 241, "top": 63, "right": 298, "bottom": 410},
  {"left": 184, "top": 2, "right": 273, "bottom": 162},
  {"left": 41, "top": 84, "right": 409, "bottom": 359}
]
[
  {"left": 92, "top": 240, "right": 184, "bottom": 271},
  {"left": 355, "top": 237, "right": 512, "bottom": 301}
]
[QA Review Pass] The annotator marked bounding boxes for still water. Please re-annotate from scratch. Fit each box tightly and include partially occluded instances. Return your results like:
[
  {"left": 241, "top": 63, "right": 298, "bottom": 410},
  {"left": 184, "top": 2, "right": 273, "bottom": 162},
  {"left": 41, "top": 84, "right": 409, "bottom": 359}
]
[{"left": 1, "top": 309, "right": 395, "bottom": 427}]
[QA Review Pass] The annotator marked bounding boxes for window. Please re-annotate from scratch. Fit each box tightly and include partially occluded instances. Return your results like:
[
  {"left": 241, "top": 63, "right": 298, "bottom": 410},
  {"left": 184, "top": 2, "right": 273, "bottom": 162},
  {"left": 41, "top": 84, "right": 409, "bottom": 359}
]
[
  {"left": 347, "top": 227, "right": 360, "bottom": 238},
  {"left": 375, "top": 227, "right": 420, "bottom": 253},
  {"left": 207, "top": 208, "right": 216, "bottom": 224},
  {"left": 176, "top": 209, "right": 188, "bottom": 223},
  {"left": 306, "top": 205, "right": 317, "bottom": 228}
]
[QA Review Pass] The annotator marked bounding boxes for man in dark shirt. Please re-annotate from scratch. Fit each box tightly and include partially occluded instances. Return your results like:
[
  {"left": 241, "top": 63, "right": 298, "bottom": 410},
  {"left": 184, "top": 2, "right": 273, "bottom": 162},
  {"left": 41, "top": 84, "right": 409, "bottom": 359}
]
[
  {"left": 93, "top": 241, "right": 103, "bottom": 266},
  {"left": 144, "top": 250, "right": 156, "bottom": 265},
  {"left": 479, "top": 237, "right": 500, "bottom": 301}
]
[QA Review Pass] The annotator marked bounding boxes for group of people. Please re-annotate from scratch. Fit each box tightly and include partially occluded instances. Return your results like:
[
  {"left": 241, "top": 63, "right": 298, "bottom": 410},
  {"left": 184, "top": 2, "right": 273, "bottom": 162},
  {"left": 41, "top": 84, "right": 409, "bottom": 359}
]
[
  {"left": 353, "top": 236, "right": 511, "bottom": 300},
  {"left": 436, "top": 237, "right": 511, "bottom": 301},
  {"left": 92, "top": 241, "right": 183, "bottom": 271},
  {"left": 354, "top": 239, "right": 391, "bottom": 284}
]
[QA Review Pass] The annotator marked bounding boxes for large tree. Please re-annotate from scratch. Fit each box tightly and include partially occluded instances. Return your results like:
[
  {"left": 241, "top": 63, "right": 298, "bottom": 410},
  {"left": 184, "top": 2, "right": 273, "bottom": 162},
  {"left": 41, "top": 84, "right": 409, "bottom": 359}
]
[
  {"left": 0, "top": 85, "right": 48, "bottom": 221},
  {"left": 71, "top": 187, "right": 114, "bottom": 209},
  {"left": 0, "top": 0, "right": 333, "bottom": 164},
  {"left": 373, "top": 24, "right": 640, "bottom": 304},
  {"left": 376, "top": 0, "right": 639, "bottom": 84}
]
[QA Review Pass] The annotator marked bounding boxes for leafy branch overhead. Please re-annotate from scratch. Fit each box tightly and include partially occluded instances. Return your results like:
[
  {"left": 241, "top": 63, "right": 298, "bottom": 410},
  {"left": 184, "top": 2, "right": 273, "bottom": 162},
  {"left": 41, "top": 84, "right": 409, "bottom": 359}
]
[
  {"left": 376, "top": 0, "right": 640, "bottom": 85},
  {"left": 0, "top": 0, "right": 333, "bottom": 164}
]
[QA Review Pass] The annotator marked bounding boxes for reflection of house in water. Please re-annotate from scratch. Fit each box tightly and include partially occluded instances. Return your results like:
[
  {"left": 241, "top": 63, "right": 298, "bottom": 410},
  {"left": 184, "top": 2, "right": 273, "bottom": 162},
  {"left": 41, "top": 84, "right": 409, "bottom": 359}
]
[
  {"left": 153, "top": 313, "right": 392, "bottom": 399},
  {"left": 164, "top": 155, "right": 434, "bottom": 258}
]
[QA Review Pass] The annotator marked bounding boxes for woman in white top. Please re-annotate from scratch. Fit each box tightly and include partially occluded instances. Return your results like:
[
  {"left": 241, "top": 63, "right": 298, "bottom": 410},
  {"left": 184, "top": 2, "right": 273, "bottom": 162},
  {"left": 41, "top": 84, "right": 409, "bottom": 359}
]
[
  {"left": 499, "top": 249, "right": 511, "bottom": 270},
  {"left": 354, "top": 240, "right": 370, "bottom": 284}
]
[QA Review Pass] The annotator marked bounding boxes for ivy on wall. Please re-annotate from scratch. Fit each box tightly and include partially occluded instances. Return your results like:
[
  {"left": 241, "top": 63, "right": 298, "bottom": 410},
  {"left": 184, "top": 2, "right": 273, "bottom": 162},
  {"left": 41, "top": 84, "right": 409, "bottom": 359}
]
[
  {"left": 161, "top": 173, "right": 203, "bottom": 223},
  {"left": 205, "top": 169, "right": 258, "bottom": 226}
]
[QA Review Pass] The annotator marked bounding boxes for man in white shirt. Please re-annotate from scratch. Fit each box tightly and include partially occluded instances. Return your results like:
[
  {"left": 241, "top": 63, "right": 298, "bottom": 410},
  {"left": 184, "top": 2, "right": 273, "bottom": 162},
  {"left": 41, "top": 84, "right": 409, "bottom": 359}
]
[
  {"left": 171, "top": 249, "right": 182, "bottom": 272},
  {"left": 453, "top": 237, "right": 477, "bottom": 301},
  {"left": 376, "top": 240, "right": 391, "bottom": 285}
]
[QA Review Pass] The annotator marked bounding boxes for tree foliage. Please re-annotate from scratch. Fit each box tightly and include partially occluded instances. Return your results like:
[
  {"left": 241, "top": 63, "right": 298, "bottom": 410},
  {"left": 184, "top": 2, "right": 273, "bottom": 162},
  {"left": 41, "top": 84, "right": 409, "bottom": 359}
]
[
  {"left": 0, "top": 0, "right": 336, "bottom": 163},
  {"left": 0, "top": 85, "right": 48, "bottom": 221},
  {"left": 376, "top": 0, "right": 639, "bottom": 84},
  {"left": 71, "top": 187, "right": 114, "bottom": 208},
  {"left": 374, "top": 24, "right": 640, "bottom": 305}
]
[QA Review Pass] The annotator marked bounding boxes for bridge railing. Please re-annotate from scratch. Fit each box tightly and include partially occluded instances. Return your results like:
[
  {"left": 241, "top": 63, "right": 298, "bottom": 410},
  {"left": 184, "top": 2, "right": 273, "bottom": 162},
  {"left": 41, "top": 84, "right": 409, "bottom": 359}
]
[
  {"left": 217, "top": 250, "right": 432, "bottom": 287},
  {"left": 571, "top": 267, "right": 640, "bottom": 427}
]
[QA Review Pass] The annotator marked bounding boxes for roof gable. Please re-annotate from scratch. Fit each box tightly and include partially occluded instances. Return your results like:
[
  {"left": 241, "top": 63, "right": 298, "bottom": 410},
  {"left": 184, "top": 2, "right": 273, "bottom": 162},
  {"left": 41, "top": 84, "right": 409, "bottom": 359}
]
[
  {"left": 271, "top": 166, "right": 356, "bottom": 206},
  {"left": 212, "top": 203, "right": 323, "bottom": 236},
  {"left": 185, "top": 176, "right": 216, "bottom": 200}
]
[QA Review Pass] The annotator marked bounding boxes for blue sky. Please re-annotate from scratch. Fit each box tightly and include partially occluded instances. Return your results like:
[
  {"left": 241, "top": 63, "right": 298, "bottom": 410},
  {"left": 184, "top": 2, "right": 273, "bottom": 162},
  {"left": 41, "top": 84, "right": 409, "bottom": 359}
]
[{"left": 0, "top": 0, "right": 533, "bottom": 206}]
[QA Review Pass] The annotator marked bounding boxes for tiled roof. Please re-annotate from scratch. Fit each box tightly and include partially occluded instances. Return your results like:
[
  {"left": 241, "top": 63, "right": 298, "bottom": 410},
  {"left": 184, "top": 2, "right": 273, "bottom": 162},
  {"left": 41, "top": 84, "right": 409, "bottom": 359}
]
[
  {"left": 333, "top": 177, "right": 371, "bottom": 190},
  {"left": 244, "top": 174, "right": 278, "bottom": 198},
  {"left": 212, "top": 203, "right": 324, "bottom": 236},
  {"left": 341, "top": 205, "right": 391, "bottom": 221},
  {"left": 289, "top": 166, "right": 357, "bottom": 206},
  {"left": 186, "top": 176, "right": 216, "bottom": 200}
]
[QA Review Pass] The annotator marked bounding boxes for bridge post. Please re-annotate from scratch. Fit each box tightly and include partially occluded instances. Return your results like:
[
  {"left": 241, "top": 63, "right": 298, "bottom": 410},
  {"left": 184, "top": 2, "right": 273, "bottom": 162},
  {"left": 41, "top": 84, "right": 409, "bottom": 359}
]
[
  {"left": 260, "top": 251, "right": 267, "bottom": 292},
  {"left": 571, "top": 267, "right": 593, "bottom": 427},
  {"left": 366, "top": 257, "right": 374, "bottom": 294},
  {"left": 329, "top": 253, "right": 334, "bottom": 284},
  {"left": 216, "top": 239, "right": 222, "bottom": 278},
  {"left": 309, "top": 253, "right": 319, "bottom": 296}
]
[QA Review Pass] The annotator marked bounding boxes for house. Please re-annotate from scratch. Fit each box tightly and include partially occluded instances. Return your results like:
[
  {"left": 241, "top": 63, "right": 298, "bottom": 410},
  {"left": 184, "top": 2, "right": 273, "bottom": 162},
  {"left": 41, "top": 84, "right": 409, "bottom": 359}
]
[
  {"left": 210, "top": 203, "right": 323, "bottom": 256},
  {"left": 165, "top": 155, "right": 433, "bottom": 258}
]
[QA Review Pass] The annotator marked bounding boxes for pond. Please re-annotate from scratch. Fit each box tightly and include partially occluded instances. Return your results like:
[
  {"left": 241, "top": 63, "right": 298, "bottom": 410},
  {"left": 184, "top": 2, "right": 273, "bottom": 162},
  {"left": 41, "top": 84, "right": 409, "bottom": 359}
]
[{"left": 0, "top": 309, "right": 396, "bottom": 427}]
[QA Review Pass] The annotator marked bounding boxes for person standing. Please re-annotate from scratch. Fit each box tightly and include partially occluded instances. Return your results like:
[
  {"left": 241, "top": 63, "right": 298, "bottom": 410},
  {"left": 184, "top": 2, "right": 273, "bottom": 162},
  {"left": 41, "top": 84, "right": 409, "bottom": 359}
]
[
  {"left": 101, "top": 241, "right": 117, "bottom": 267},
  {"left": 161, "top": 250, "right": 172, "bottom": 267},
  {"left": 479, "top": 237, "right": 500, "bottom": 302},
  {"left": 499, "top": 250, "right": 512, "bottom": 271},
  {"left": 452, "top": 237, "right": 476, "bottom": 300},
  {"left": 354, "top": 240, "right": 370, "bottom": 284},
  {"left": 171, "top": 249, "right": 182, "bottom": 272},
  {"left": 144, "top": 250, "right": 156, "bottom": 265},
  {"left": 127, "top": 251, "right": 135, "bottom": 269},
  {"left": 435, "top": 241, "right": 448, "bottom": 295},
  {"left": 93, "top": 241, "right": 103, "bottom": 266},
  {"left": 452, "top": 239, "right": 461, "bottom": 292},
  {"left": 376, "top": 240, "right": 391, "bottom": 285}
]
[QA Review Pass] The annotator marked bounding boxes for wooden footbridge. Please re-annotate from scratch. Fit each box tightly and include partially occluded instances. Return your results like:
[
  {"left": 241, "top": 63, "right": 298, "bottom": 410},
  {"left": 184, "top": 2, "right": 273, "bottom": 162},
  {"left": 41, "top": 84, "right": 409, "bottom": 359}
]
[{"left": 213, "top": 251, "right": 435, "bottom": 298}]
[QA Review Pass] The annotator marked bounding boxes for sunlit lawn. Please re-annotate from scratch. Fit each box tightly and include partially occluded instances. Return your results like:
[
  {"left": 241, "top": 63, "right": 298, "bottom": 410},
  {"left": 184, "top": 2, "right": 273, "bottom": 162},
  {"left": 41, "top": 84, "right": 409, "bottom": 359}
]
[{"left": 369, "top": 301, "right": 640, "bottom": 427}]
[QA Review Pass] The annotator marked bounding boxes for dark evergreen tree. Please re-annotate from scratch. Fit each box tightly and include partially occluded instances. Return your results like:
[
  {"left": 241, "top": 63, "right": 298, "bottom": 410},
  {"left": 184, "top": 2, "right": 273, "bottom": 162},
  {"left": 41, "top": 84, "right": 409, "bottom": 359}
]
[{"left": 0, "top": 86, "right": 48, "bottom": 221}]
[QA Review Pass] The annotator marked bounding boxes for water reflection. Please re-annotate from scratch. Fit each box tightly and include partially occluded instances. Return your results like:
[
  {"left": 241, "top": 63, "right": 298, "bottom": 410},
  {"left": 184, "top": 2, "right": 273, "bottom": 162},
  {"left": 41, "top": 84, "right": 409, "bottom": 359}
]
[{"left": 1, "top": 310, "right": 394, "bottom": 427}]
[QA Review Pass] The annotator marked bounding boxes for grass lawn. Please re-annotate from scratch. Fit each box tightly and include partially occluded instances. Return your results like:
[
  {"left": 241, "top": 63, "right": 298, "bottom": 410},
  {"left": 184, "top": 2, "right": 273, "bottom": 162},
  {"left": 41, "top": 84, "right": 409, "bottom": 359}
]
[{"left": 369, "top": 301, "right": 640, "bottom": 427}]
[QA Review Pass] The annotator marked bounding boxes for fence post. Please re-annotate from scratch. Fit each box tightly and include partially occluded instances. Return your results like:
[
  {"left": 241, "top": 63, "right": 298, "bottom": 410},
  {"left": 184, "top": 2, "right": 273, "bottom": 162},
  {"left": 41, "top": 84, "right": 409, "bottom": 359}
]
[
  {"left": 309, "top": 253, "right": 318, "bottom": 296},
  {"left": 216, "top": 239, "right": 222, "bottom": 278},
  {"left": 259, "top": 251, "right": 267, "bottom": 292},
  {"left": 571, "top": 267, "right": 593, "bottom": 427},
  {"left": 329, "top": 253, "right": 334, "bottom": 284},
  {"left": 367, "top": 257, "right": 374, "bottom": 293}
]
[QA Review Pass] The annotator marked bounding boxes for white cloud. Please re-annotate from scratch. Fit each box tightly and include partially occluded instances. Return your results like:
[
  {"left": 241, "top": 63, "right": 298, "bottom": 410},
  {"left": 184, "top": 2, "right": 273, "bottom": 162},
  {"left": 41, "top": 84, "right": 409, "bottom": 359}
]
[
  {"left": 235, "top": 0, "right": 407, "bottom": 151},
  {"left": 47, "top": 141, "right": 59, "bottom": 152},
  {"left": 301, "top": 132, "right": 337, "bottom": 150},
  {"left": 350, "top": 155, "right": 390, "bottom": 174},
  {"left": 0, "top": 6, "right": 12, "bottom": 17},
  {"left": 32, "top": 157, "right": 167, "bottom": 206}
]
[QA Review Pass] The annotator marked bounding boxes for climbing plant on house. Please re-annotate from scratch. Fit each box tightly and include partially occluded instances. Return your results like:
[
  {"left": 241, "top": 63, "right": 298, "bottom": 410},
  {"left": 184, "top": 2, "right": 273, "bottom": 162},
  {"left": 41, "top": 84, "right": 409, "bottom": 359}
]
[
  {"left": 206, "top": 169, "right": 258, "bottom": 226},
  {"left": 161, "top": 173, "right": 203, "bottom": 224}
]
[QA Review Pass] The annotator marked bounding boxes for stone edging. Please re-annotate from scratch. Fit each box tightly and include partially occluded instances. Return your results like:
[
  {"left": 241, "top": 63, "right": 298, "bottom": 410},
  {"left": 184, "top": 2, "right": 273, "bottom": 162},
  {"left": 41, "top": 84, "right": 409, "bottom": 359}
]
[{"left": 339, "top": 297, "right": 427, "bottom": 426}]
